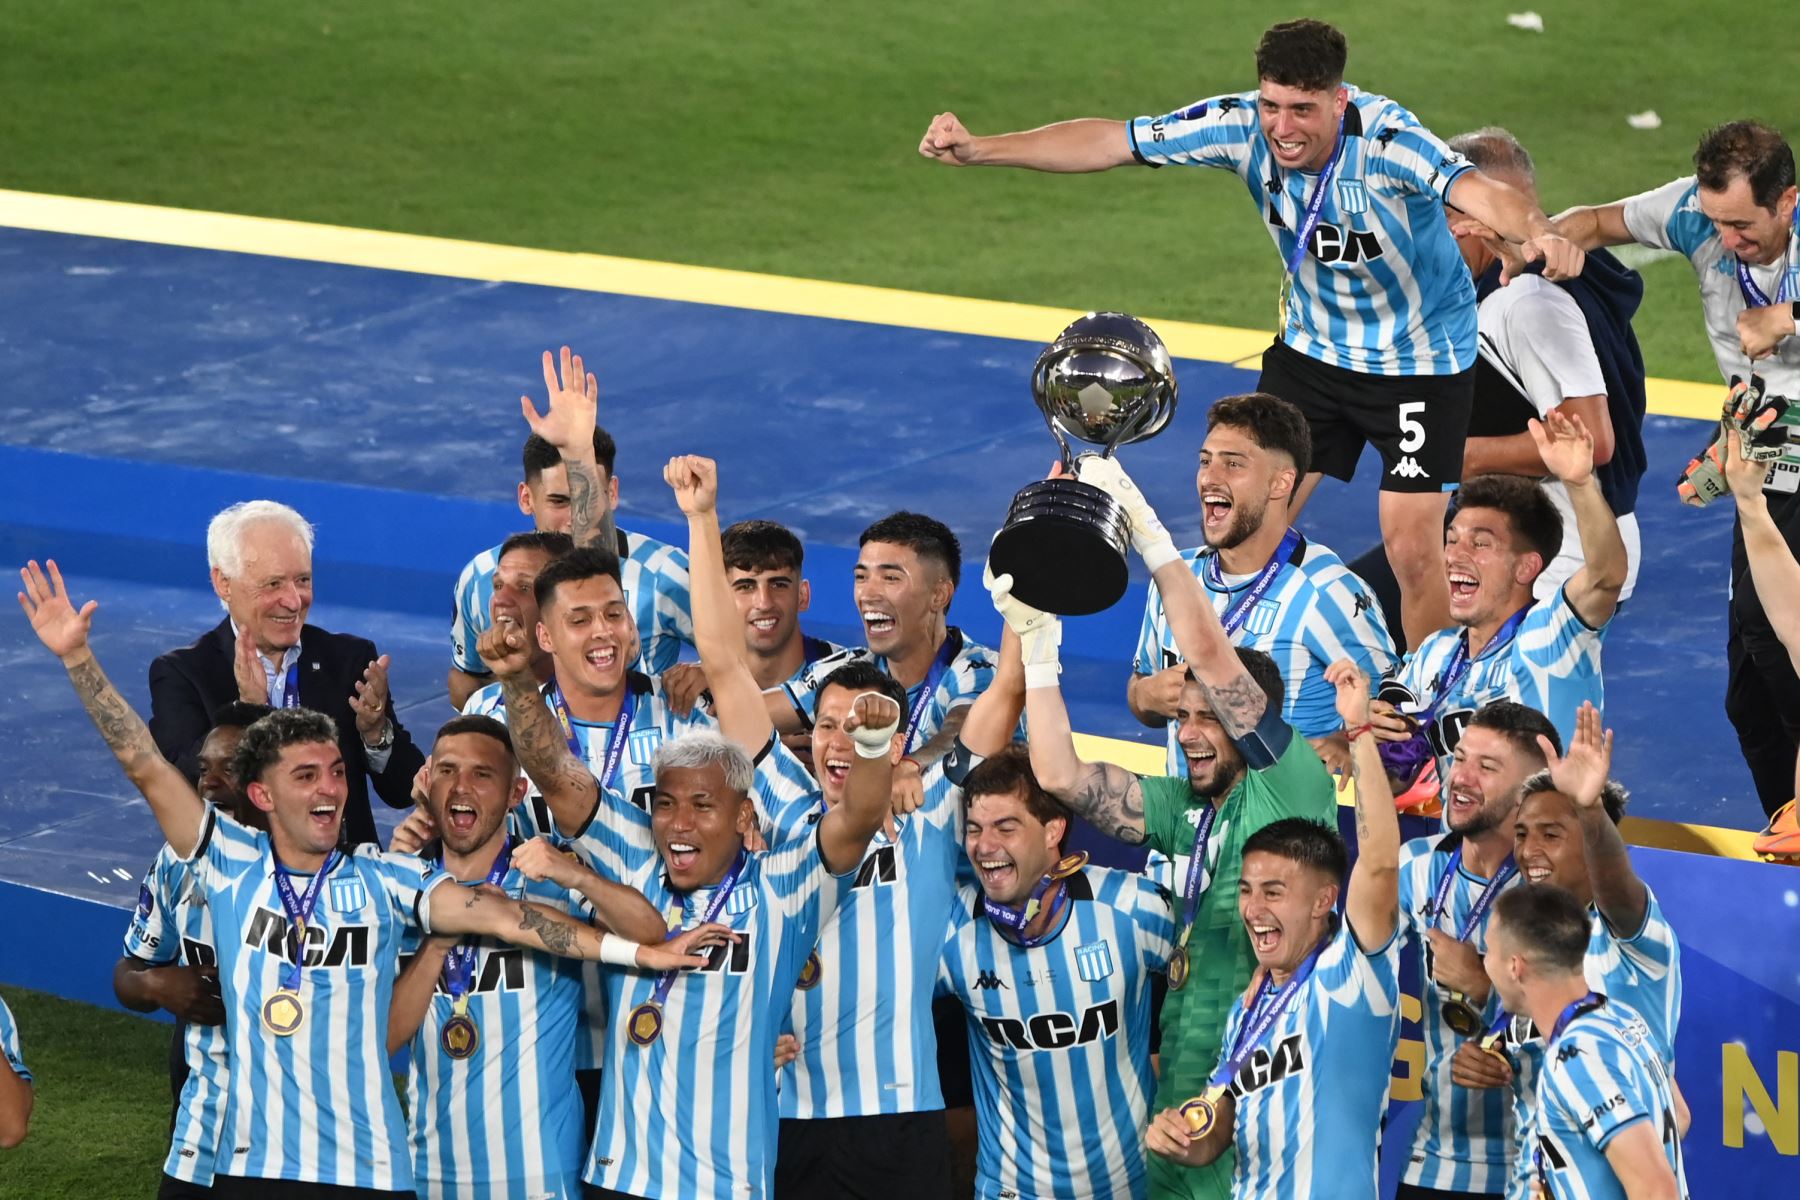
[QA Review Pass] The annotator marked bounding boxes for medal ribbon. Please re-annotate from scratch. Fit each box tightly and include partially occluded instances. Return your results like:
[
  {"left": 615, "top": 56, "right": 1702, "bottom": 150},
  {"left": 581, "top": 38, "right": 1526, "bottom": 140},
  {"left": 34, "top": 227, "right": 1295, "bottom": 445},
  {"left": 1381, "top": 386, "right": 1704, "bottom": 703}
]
[
  {"left": 1426, "top": 847, "right": 1518, "bottom": 942},
  {"left": 1734, "top": 208, "right": 1798, "bottom": 307},
  {"left": 441, "top": 838, "right": 513, "bottom": 1008},
  {"left": 900, "top": 629, "right": 962, "bottom": 754},
  {"left": 272, "top": 850, "right": 341, "bottom": 992},
  {"left": 1420, "top": 605, "right": 1532, "bottom": 726},
  {"left": 1205, "top": 932, "right": 1330, "bottom": 1091},
  {"left": 643, "top": 849, "right": 747, "bottom": 1011},
  {"left": 1176, "top": 804, "right": 1221, "bottom": 947},
  {"left": 1276, "top": 119, "right": 1348, "bottom": 329},
  {"left": 981, "top": 857, "right": 1081, "bottom": 949},
  {"left": 1204, "top": 527, "right": 1302, "bottom": 636},
  {"left": 546, "top": 678, "right": 636, "bottom": 790}
]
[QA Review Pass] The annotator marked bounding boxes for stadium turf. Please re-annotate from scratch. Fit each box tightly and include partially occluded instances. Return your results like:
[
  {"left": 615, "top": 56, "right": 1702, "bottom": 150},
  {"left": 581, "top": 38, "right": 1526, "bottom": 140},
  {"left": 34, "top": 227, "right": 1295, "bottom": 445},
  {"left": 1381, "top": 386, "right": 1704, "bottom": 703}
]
[{"left": 0, "top": 0, "right": 1783, "bottom": 386}]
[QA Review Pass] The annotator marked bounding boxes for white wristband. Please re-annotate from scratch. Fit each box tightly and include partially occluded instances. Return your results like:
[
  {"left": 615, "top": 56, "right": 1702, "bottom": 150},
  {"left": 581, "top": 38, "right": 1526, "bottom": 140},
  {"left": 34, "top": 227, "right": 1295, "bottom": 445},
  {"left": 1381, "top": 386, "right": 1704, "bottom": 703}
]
[
  {"left": 598, "top": 932, "right": 642, "bottom": 967},
  {"left": 1024, "top": 661, "right": 1063, "bottom": 690},
  {"left": 853, "top": 734, "right": 896, "bottom": 760},
  {"left": 1139, "top": 535, "right": 1180, "bottom": 574}
]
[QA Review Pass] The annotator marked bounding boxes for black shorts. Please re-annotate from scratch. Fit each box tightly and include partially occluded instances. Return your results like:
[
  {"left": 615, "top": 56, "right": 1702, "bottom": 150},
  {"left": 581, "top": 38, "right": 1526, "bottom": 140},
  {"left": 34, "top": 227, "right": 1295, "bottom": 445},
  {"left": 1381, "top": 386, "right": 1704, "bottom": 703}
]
[
  {"left": 213, "top": 1179, "right": 409, "bottom": 1199},
  {"left": 1393, "top": 1186, "right": 1504, "bottom": 1200},
  {"left": 932, "top": 993, "right": 974, "bottom": 1109},
  {"left": 158, "top": 1175, "right": 214, "bottom": 1200},
  {"left": 1258, "top": 337, "right": 1473, "bottom": 493},
  {"left": 774, "top": 1110, "right": 952, "bottom": 1200}
]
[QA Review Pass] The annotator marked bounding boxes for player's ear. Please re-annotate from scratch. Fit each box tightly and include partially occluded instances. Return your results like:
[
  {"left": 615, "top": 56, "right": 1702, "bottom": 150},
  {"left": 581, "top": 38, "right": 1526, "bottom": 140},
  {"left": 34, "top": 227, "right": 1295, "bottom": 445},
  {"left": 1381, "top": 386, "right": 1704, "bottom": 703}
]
[
  {"left": 1313, "top": 881, "right": 1340, "bottom": 921},
  {"left": 516, "top": 481, "right": 534, "bottom": 518},
  {"left": 734, "top": 796, "right": 757, "bottom": 837},
  {"left": 507, "top": 771, "right": 528, "bottom": 810},
  {"left": 797, "top": 579, "right": 811, "bottom": 614},
  {"left": 247, "top": 780, "right": 276, "bottom": 815},
  {"left": 930, "top": 570, "right": 955, "bottom": 616},
  {"left": 1270, "top": 462, "right": 1298, "bottom": 503},
  {"left": 535, "top": 620, "right": 554, "bottom": 656},
  {"left": 1514, "top": 551, "right": 1544, "bottom": 588},
  {"left": 211, "top": 567, "right": 232, "bottom": 606},
  {"left": 605, "top": 473, "right": 620, "bottom": 511}
]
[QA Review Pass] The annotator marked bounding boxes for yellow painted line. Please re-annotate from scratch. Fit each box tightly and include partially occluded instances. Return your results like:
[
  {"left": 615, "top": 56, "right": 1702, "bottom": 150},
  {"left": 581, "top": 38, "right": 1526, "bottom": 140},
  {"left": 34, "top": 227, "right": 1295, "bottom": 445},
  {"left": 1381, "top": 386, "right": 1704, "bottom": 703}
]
[
  {"left": 0, "top": 188, "right": 1718, "bottom": 421},
  {"left": 0, "top": 187, "right": 1755, "bottom": 860}
]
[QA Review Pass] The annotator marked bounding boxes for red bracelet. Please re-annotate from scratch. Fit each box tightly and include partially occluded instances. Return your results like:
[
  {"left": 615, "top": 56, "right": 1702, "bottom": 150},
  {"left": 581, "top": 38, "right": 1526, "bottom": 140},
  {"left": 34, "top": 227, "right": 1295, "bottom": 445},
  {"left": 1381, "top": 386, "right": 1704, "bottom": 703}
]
[{"left": 1345, "top": 723, "right": 1374, "bottom": 743}]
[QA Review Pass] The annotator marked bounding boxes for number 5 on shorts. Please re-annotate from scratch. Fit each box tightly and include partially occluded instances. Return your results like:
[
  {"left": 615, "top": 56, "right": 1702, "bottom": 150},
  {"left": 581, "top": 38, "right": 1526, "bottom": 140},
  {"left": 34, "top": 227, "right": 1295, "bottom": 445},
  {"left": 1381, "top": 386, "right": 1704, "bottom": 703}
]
[{"left": 1398, "top": 401, "right": 1427, "bottom": 454}]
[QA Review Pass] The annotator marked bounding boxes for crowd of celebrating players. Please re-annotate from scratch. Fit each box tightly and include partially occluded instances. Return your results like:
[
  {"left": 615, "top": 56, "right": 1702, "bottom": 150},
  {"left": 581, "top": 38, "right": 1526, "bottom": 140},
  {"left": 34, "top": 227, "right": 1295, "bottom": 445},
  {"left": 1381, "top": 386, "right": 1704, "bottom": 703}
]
[{"left": 4, "top": 15, "right": 1798, "bottom": 1200}]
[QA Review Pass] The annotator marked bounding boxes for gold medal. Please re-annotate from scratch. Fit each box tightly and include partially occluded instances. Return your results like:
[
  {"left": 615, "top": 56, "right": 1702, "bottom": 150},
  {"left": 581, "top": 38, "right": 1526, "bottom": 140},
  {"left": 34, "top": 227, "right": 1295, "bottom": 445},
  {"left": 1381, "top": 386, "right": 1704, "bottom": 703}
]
[
  {"left": 1050, "top": 851, "right": 1089, "bottom": 880},
  {"left": 1167, "top": 946, "right": 1190, "bottom": 992},
  {"left": 441, "top": 1000, "right": 480, "bottom": 1060},
  {"left": 798, "top": 951, "right": 822, "bottom": 991},
  {"left": 261, "top": 989, "right": 306, "bottom": 1037},
  {"left": 627, "top": 1001, "right": 665, "bottom": 1047},
  {"left": 1179, "top": 1086, "right": 1228, "bottom": 1138},
  {"left": 1276, "top": 275, "right": 1293, "bottom": 330},
  {"left": 1441, "top": 992, "right": 1483, "bottom": 1037}
]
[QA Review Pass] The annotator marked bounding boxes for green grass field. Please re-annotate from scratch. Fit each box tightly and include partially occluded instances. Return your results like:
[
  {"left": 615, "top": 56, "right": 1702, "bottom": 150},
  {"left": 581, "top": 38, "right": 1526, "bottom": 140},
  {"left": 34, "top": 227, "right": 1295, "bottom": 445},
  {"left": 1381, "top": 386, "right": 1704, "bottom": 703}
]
[{"left": 0, "top": 3, "right": 1790, "bottom": 1192}]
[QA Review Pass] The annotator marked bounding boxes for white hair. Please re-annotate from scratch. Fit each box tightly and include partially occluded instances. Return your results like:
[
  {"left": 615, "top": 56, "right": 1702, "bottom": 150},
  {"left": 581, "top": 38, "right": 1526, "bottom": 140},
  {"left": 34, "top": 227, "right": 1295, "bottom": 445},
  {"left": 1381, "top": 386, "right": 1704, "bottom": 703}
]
[
  {"left": 206, "top": 500, "right": 315, "bottom": 580},
  {"left": 651, "top": 731, "right": 754, "bottom": 797}
]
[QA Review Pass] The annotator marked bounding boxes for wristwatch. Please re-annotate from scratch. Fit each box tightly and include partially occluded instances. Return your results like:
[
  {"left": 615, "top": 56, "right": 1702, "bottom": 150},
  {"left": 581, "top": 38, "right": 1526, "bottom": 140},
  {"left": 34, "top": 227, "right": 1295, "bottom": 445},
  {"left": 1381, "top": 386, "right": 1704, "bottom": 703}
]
[{"left": 365, "top": 720, "right": 395, "bottom": 752}]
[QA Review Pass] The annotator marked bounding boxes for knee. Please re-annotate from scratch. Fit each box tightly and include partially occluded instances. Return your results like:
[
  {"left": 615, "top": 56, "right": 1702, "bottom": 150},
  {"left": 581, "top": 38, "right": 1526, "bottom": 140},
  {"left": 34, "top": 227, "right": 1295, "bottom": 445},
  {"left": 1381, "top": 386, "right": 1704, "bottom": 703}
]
[{"left": 1383, "top": 527, "right": 1443, "bottom": 583}]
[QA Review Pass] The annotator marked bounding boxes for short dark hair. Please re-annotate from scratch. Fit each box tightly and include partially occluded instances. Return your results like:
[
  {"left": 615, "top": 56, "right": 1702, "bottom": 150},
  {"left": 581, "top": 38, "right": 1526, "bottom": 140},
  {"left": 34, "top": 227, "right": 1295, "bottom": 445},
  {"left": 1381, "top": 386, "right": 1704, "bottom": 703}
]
[
  {"left": 1493, "top": 884, "right": 1590, "bottom": 975},
  {"left": 1453, "top": 475, "right": 1564, "bottom": 565},
  {"left": 1466, "top": 700, "right": 1561, "bottom": 763},
  {"left": 1520, "top": 769, "right": 1629, "bottom": 825},
  {"left": 1255, "top": 19, "right": 1347, "bottom": 91},
  {"left": 859, "top": 512, "right": 962, "bottom": 587},
  {"left": 1184, "top": 648, "right": 1284, "bottom": 714},
  {"left": 499, "top": 530, "right": 575, "bottom": 563},
  {"left": 521, "top": 427, "right": 618, "bottom": 484},
  {"left": 211, "top": 702, "right": 275, "bottom": 733},
  {"left": 533, "top": 545, "right": 624, "bottom": 613},
  {"left": 1448, "top": 127, "right": 1535, "bottom": 184},
  {"left": 233, "top": 708, "right": 339, "bottom": 788},
  {"left": 817, "top": 660, "right": 907, "bottom": 715},
  {"left": 1694, "top": 121, "right": 1796, "bottom": 210},
  {"left": 962, "top": 744, "right": 1072, "bottom": 846},
  {"left": 434, "top": 713, "right": 517, "bottom": 762},
  {"left": 723, "top": 520, "right": 805, "bottom": 575},
  {"left": 1206, "top": 392, "right": 1313, "bottom": 477},
  {"left": 1242, "top": 817, "right": 1348, "bottom": 883}
]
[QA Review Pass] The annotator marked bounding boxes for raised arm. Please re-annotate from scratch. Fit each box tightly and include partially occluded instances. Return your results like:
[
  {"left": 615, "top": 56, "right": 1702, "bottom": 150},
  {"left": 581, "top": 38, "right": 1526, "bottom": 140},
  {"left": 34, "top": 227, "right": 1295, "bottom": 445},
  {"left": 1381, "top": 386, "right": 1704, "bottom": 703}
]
[
  {"left": 479, "top": 624, "right": 597, "bottom": 838},
  {"left": 1532, "top": 412, "right": 1626, "bottom": 627},
  {"left": 1725, "top": 431, "right": 1800, "bottom": 673},
  {"left": 1550, "top": 202, "right": 1641, "bottom": 252},
  {"left": 1544, "top": 703, "right": 1647, "bottom": 934},
  {"left": 522, "top": 346, "right": 619, "bottom": 553},
  {"left": 959, "top": 623, "right": 1025, "bottom": 759},
  {"left": 818, "top": 692, "right": 902, "bottom": 874},
  {"left": 1445, "top": 171, "right": 1585, "bottom": 281},
  {"left": 918, "top": 113, "right": 1134, "bottom": 172},
  {"left": 665, "top": 455, "right": 775, "bottom": 752},
  {"left": 1330, "top": 659, "right": 1400, "bottom": 950},
  {"left": 20, "top": 561, "right": 206, "bottom": 855}
]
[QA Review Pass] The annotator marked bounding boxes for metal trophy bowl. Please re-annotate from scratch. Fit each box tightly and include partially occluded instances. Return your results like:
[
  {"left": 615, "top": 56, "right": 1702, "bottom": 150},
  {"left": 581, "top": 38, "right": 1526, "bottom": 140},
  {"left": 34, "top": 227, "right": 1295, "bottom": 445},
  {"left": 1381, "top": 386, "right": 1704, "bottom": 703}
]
[{"left": 989, "top": 312, "right": 1179, "bottom": 615}]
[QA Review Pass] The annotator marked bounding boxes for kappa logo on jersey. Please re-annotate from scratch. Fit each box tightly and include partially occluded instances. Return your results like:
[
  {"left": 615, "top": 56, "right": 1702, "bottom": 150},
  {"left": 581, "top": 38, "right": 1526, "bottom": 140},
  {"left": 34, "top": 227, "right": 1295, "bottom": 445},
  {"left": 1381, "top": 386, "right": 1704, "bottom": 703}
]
[
  {"left": 973, "top": 969, "right": 1009, "bottom": 990},
  {"left": 1336, "top": 180, "right": 1369, "bottom": 214},
  {"left": 1074, "top": 941, "right": 1114, "bottom": 983},
  {"left": 1230, "top": 1032, "right": 1307, "bottom": 1095},
  {"left": 852, "top": 844, "right": 898, "bottom": 890},
  {"left": 1389, "top": 456, "right": 1428, "bottom": 479},
  {"left": 329, "top": 876, "right": 367, "bottom": 916},
  {"left": 979, "top": 999, "right": 1119, "bottom": 1051},
  {"left": 243, "top": 908, "right": 371, "bottom": 968}
]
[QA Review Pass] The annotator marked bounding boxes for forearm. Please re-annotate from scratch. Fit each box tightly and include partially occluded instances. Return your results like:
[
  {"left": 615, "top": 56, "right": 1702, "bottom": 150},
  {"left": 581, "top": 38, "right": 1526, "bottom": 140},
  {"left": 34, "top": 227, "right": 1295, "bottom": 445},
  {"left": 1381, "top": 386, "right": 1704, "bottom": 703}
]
[
  {"left": 387, "top": 944, "right": 451, "bottom": 1053},
  {"left": 1022, "top": 673, "right": 1086, "bottom": 794},
  {"left": 1566, "top": 475, "right": 1627, "bottom": 615},
  {"left": 960, "top": 629, "right": 1024, "bottom": 757},
  {"left": 1741, "top": 501, "right": 1800, "bottom": 651},
  {"left": 66, "top": 650, "right": 203, "bottom": 853},
  {"left": 1580, "top": 808, "right": 1648, "bottom": 933},
  {"left": 565, "top": 452, "right": 617, "bottom": 552},
  {"left": 1453, "top": 173, "right": 1553, "bottom": 243},
  {"left": 963, "top": 119, "right": 1132, "bottom": 172},
  {"left": 563, "top": 868, "right": 668, "bottom": 944},
  {"left": 112, "top": 960, "right": 174, "bottom": 1014},
  {"left": 1463, "top": 432, "right": 1548, "bottom": 478},
  {"left": 908, "top": 704, "right": 968, "bottom": 768},
  {"left": 1552, "top": 204, "right": 1636, "bottom": 252},
  {"left": 1346, "top": 731, "right": 1400, "bottom": 945},
  {"left": 688, "top": 511, "right": 774, "bottom": 750},
  {"left": 447, "top": 668, "right": 486, "bottom": 711},
  {"left": 0, "top": 1064, "right": 30, "bottom": 1149},
  {"left": 1152, "top": 560, "right": 1234, "bottom": 677},
  {"left": 452, "top": 891, "right": 605, "bottom": 959},
  {"left": 820, "top": 754, "right": 891, "bottom": 872},
  {"left": 1126, "top": 673, "right": 1172, "bottom": 727},
  {"left": 496, "top": 676, "right": 596, "bottom": 836}
]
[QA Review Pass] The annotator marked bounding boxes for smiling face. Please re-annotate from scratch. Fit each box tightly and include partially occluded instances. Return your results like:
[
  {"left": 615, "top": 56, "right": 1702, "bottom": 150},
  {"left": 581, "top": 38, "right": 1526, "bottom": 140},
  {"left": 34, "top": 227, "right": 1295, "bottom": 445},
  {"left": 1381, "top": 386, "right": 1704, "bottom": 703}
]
[
  {"left": 1513, "top": 790, "right": 1592, "bottom": 904},
  {"left": 537, "top": 573, "right": 640, "bottom": 697},
  {"left": 426, "top": 732, "right": 527, "bottom": 858},
  {"left": 1196, "top": 424, "right": 1295, "bottom": 551},
  {"left": 198, "top": 726, "right": 247, "bottom": 809},
  {"left": 247, "top": 740, "right": 348, "bottom": 860},
  {"left": 965, "top": 786, "right": 1066, "bottom": 908},
  {"left": 491, "top": 545, "right": 554, "bottom": 634},
  {"left": 1444, "top": 505, "right": 1539, "bottom": 629},
  {"left": 1238, "top": 850, "right": 1337, "bottom": 974},
  {"left": 1258, "top": 80, "right": 1349, "bottom": 172},
  {"left": 853, "top": 541, "right": 948, "bottom": 659},
  {"left": 1443, "top": 724, "right": 1536, "bottom": 840},
  {"left": 809, "top": 682, "right": 901, "bottom": 806},
  {"left": 652, "top": 762, "right": 754, "bottom": 892},
  {"left": 730, "top": 563, "right": 809, "bottom": 658},
  {"left": 212, "top": 522, "right": 313, "bottom": 654},
  {"left": 1698, "top": 175, "right": 1799, "bottom": 267},
  {"left": 1175, "top": 678, "right": 1248, "bottom": 800}
]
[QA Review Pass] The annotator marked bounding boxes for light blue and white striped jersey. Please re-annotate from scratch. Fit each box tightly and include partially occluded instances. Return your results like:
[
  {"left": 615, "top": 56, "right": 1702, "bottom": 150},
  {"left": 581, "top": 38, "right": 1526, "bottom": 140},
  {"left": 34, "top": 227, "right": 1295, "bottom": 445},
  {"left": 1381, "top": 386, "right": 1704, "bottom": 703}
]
[
  {"left": 400, "top": 864, "right": 589, "bottom": 1200},
  {"left": 1130, "top": 87, "right": 1476, "bottom": 377},
  {"left": 584, "top": 827, "right": 857, "bottom": 1200},
  {"left": 0, "top": 993, "right": 28, "bottom": 1085},
  {"left": 466, "top": 672, "right": 709, "bottom": 1074},
  {"left": 1220, "top": 918, "right": 1402, "bottom": 1200},
  {"left": 186, "top": 808, "right": 450, "bottom": 1191},
  {"left": 451, "top": 530, "right": 696, "bottom": 677},
  {"left": 1396, "top": 834, "right": 1523, "bottom": 1192},
  {"left": 938, "top": 866, "right": 1175, "bottom": 1200},
  {"left": 786, "top": 628, "right": 997, "bottom": 744},
  {"left": 1390, "top": 584, "right": 1609, "bottom": 769},
  {"left": 1133, "top": 538, "right": 1397, "bottom": 772},
  {"left": 757, "top": 741, "right": 964, "bottom": 1118},
  {"left": 1531, "top": 1002, "right": 1688, "bottom": 1200},
  {"left": 1503, "top": 893, "right": 1682, "bottom": 1200},
  {"left": 123, "top": 844, "right": 229, "bottom": 1185}
]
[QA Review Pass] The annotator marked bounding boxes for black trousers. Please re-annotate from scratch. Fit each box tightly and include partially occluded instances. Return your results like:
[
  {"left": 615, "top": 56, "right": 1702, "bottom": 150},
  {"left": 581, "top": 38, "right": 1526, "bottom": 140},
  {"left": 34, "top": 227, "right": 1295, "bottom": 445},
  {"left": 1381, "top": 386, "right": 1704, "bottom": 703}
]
[
  {"left": 1394, "top": 1187, "right": 1503, "bottom": 1200},
  {"left": 212, "top": 1179, "right": 409, "bottom": 1199},
  {"left": 1726, "top": 490, "right": 1800, "bottom": 816},
  {"left": 774, "top": 1110, "right": 953, "bottom": 1200}
]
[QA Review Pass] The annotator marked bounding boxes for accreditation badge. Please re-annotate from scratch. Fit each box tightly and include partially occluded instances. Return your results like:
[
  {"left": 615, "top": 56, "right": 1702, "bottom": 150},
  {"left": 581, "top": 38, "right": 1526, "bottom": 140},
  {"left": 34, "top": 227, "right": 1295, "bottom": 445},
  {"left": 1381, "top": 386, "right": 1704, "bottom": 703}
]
[{"left": 261, "top": 989, "right": 306, "bottom": 1037}]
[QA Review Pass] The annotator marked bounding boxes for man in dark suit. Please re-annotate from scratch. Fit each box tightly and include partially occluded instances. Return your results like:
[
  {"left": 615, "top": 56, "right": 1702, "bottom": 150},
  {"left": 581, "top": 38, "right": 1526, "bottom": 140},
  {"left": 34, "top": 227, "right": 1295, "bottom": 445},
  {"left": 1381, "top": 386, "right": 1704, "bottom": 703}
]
[{"left": 147, "top": 500, "right": 423, "bottom": 847}]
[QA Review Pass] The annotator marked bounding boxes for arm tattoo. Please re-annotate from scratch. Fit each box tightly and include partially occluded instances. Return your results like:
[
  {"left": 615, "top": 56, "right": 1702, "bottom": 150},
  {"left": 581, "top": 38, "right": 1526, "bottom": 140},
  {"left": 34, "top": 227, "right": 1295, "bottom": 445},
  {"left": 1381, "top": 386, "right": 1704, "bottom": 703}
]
[
  {"left": 1350, "top": 750, "right": 1370, "bottom": 842},
  {"left": 1200, "top": 672, "right": 1268, "bottom": 741},
  {"left": 498, "top": 676, "right": 596, "bottom": 807},
  {"left": 1064, "top": 762, "right": 1148, "bottom": 845},
  {"left": 909, "top": 706, "right": 967, "bottom": 765},
  {"left": 566, "top": 458, "right": 617, "bottom": 552},
  {"left": 67, "top": 657, "right": 161, "bottom": 777},
  {"left": 517, "top": 903, "right": 580, "bottom": 956}
]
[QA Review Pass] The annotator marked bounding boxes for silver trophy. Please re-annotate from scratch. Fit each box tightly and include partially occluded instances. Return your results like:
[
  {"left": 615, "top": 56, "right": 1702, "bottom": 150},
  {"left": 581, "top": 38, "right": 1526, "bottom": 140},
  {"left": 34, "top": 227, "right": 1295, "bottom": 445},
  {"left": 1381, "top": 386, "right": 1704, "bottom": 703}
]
[{"left": 989, "top": 312, "right": 1179, "bottom": 615}]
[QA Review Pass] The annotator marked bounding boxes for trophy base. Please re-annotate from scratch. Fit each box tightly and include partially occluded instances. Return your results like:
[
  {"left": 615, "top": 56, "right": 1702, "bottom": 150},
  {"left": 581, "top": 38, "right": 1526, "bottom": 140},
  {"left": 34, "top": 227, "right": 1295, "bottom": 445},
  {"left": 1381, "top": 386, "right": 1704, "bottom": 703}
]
[{"left": 990, "top": 479, "right": 1130, "bottom": 616}]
